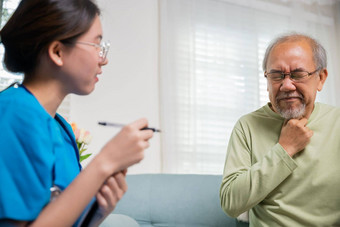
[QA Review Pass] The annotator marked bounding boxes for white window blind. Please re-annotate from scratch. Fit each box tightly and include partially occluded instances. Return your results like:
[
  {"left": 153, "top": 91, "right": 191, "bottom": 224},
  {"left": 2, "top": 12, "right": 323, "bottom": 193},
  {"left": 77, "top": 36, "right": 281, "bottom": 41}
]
[
  {"left": 0, "top": 0, "right": 71, "bottom": 119},
  {"left": 160, "top": 0, "right": 339, "bottom": 174}
]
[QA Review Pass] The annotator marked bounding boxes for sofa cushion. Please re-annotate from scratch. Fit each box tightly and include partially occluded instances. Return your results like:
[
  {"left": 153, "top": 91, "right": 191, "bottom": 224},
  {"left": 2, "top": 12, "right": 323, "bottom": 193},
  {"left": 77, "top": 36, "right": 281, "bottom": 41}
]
[
  {"left": 112, "top": 174, "right": 236, "bottom": 227},
  {"left": 100, "top": 214, "right": 139, "bottom": 227}
]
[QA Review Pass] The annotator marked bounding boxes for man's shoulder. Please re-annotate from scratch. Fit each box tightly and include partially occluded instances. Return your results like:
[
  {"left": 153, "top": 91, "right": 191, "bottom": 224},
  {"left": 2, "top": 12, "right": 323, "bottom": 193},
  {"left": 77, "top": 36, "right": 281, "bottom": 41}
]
[
  {"left": 317, "top": 102, "right": 340, "bottom": 110},
  {"left": 238, "top": 104, "right": 274, "bottom": 122},
  {"left": 234, "top": 105, "right": 281, "bottom": 132},
  {"left": 316, "top": 102, "right": 340, "bottom": 116}
]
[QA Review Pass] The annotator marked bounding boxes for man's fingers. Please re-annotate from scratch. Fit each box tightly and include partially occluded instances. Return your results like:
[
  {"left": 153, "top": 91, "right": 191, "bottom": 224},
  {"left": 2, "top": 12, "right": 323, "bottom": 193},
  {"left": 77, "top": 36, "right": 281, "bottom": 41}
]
[
  {"left": 283, "top": 119, "right": 289, "bottom": 126},
  {"left": 285, "top": 118, "right": 308, "bottom": 127},
  {"left": 298, "top": 118, "right": 308, "bottom": 126}
]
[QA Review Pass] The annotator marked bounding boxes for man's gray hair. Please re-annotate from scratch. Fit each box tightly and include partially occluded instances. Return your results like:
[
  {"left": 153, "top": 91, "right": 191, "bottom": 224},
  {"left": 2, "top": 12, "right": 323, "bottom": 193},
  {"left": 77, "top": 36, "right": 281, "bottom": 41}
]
[{"left": 262, "top": 33, "right": 327, "bottom": 71}]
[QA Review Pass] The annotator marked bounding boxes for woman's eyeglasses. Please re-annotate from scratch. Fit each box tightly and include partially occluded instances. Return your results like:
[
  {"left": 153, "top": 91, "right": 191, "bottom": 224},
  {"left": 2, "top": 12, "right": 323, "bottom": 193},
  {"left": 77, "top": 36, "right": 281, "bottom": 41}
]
[{"left": 76, "top": 41, "right": 110, "bottom": 62}]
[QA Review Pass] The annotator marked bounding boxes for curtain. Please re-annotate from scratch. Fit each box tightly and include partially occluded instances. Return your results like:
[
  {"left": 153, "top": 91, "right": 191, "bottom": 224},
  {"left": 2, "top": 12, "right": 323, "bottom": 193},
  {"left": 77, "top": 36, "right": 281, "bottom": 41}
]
[{"left": 160, "top": 0, "right": 340, "bottom": 174}]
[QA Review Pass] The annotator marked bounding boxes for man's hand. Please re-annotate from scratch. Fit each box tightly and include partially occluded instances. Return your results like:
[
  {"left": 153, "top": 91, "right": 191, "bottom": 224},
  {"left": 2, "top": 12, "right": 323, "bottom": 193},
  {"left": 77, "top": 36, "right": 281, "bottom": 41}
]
[{"left": 279, "top": 118, "right": 313, "bottom": 157}]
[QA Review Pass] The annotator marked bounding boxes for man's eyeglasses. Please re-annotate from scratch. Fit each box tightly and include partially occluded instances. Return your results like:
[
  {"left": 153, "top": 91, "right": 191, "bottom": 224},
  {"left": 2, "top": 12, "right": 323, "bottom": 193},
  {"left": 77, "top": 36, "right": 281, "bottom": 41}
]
[
  {"left": 76, "top": 41, "right": 110, "bottom": 62},
  {"left": 264, "top": 67, "right": 321, "bottom": 83}
]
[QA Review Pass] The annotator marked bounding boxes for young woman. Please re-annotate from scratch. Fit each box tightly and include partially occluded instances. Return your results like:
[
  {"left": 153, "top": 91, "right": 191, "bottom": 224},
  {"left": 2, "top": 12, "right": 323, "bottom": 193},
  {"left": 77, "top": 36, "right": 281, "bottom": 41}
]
[{"left": 0, "top": 0, "right": 153, "bottom": 226}]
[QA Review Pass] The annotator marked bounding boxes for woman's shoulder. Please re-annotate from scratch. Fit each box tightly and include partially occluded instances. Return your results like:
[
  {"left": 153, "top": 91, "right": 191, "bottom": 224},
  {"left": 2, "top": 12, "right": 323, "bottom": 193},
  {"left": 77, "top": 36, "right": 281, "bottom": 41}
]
[
  {"left": 0, "top": 86, "right": 54, "bottom": 137},
  {"left": 0, "top": 87, "right": 56, "bottom": 221},
  {"left": 0, "top": 85, "right": 51, "bottom": 120}
]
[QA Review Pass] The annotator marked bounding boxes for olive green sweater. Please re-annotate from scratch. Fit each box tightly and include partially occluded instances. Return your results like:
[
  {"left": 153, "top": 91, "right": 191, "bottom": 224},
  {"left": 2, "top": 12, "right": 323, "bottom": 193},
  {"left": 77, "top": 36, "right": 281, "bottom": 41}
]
[{"left": 220, "top": 103, "right": 340, "bottom": 226}]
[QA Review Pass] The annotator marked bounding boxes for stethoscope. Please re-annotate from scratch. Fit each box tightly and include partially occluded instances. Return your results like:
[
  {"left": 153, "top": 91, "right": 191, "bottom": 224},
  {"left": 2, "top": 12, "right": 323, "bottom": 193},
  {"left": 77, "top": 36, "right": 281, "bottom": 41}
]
[{"left": 50, "top": 185, "right": 61, "bottom": 202}]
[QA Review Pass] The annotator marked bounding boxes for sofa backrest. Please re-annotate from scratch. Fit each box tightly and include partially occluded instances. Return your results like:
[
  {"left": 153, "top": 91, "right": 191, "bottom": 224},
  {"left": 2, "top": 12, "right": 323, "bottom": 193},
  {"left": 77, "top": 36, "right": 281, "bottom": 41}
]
[{"left": 112, "top": 174, "right": 238, "bottom": 227}]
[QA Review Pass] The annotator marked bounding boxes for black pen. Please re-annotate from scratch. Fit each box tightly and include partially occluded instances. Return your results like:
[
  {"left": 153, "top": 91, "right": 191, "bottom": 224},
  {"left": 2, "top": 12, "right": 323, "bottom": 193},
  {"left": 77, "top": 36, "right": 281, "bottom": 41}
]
[{"left": 98, "top": 121, "right": 161, "bottom": 133}]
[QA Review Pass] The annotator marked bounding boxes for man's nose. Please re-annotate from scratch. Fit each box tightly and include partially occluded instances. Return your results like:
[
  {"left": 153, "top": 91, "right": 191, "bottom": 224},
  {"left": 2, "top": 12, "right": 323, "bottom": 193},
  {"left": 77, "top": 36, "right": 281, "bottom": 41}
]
[{"left": 280, "top": 77, "right": 296, "bottom": 92}]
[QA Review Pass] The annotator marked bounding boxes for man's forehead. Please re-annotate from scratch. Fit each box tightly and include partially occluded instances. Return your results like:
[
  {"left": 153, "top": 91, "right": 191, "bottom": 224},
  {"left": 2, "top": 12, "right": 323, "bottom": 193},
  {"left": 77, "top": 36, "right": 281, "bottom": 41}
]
[
  {"left": 269, "top": 40, "right": 314, "bottom": 61},
  {"left": 272, "top": 39, "right": 312, "bottom": 51},
  {"left": 266, "top": 41, "right": 316, "bottom": 70}
]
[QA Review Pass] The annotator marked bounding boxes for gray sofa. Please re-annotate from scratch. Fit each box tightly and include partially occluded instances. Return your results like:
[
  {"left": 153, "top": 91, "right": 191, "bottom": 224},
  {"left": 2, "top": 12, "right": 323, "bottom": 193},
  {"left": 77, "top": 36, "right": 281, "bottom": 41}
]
[{"left": 100, "top": 174, "right": 249, "bottom": 227}]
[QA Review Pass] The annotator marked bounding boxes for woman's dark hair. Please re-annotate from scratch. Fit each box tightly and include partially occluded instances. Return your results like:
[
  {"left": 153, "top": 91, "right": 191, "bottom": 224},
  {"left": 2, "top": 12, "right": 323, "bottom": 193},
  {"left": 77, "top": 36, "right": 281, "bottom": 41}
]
[{"left": 0, "top": 0, "right": 100, "bottom": 74}]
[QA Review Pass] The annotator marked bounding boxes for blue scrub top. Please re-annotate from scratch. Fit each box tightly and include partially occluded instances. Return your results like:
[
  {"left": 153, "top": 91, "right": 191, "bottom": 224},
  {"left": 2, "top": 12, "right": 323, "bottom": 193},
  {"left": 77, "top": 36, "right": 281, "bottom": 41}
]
[{"left": 0, "top": 85, "right": 82, "bottom": 221}]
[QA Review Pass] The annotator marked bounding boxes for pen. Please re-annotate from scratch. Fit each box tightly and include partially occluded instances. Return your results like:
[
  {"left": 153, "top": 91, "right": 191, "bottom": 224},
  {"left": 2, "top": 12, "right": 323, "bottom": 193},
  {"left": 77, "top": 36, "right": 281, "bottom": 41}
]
[{"left": 98, "top": 121, "right": 161, "bottom": 133}]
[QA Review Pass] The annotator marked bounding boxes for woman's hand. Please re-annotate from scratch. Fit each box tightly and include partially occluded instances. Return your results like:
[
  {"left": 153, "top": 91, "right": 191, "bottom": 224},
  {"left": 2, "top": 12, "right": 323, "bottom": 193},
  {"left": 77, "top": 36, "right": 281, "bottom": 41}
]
[
  {"left": 96, "top": 170, "right": 127, "bottom": 214},
  {"left": 80, "top": 118, "right": 153, "bottom": 226},
  {"left": 100, "top": 118, "right": 154, "bottom": 174},
  {"left": 87, "top": 170, "right": 128, "bottom": 227}
]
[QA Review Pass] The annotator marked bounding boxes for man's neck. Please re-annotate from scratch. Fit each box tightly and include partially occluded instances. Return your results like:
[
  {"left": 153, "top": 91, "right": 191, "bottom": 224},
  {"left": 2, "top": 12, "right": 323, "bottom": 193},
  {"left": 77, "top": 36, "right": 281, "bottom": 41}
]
[{"left": 268, "top": 102, "right": 315, "bottom": 120}]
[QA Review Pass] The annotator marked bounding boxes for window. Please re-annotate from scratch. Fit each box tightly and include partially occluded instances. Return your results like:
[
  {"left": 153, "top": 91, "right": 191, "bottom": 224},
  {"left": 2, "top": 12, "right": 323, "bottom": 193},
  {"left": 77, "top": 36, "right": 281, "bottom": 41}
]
[
  {"left": 160, "top": 0, "right": 339, "bottom": 174},
  {"left": 0, "top": 0, "right": 21, "bottom": 91}
]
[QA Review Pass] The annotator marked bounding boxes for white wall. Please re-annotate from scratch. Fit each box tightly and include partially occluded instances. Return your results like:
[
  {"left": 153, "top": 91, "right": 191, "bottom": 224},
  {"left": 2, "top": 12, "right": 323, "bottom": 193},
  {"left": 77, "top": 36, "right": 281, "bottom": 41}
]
[
  {"left": 70, "top": 0, "right": 161, "bottom": 174},
  {"left": 68, "top": 0, "right": 340, "bottom": 175}
]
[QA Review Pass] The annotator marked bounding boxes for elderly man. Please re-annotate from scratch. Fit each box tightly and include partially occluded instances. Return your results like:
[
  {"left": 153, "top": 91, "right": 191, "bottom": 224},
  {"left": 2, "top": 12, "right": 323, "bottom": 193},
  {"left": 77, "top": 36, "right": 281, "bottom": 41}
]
[{"left": 220, "top": 33, "right": 340, "bottom": 226}]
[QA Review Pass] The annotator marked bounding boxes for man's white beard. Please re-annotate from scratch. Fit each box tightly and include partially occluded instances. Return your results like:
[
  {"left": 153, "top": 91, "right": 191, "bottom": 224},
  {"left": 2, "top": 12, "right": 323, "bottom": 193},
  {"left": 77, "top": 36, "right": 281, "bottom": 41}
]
[{"left": 275, "top": 102, "right": 306, "bottom": 119}]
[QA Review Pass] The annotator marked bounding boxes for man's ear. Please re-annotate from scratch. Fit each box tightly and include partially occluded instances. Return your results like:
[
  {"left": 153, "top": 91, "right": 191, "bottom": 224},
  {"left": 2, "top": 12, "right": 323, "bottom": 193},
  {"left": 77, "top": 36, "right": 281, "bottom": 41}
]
[
  {"left": 265, "top": 72, "right": 269, "bottom": 91},
  {"left": 317, "top": 68, "right": 328, "bottom": 91},
  {"left": 48, "top": 41, "right": 64, "bottom": 66}
]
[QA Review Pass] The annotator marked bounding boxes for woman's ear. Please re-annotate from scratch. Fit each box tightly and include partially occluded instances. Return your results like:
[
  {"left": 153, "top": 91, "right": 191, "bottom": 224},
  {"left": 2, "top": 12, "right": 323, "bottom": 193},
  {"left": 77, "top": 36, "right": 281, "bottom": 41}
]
[{"left": 48, "top": 41, "right": 64, "bottom": 66}]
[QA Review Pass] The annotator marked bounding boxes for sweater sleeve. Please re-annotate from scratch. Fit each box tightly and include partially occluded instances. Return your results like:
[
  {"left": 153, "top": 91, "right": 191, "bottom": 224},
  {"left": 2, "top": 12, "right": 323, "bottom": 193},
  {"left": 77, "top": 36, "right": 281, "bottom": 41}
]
[{"left": 219, "top": 122, "right": 297, "bottom": 218}]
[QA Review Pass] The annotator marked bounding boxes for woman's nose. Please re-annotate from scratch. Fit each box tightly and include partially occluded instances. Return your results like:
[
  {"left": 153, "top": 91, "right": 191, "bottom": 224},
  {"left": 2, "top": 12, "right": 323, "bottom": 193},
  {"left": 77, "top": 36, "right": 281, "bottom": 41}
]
[{"left": 100, "top": 58, "right": 109, "bottom": 66}]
